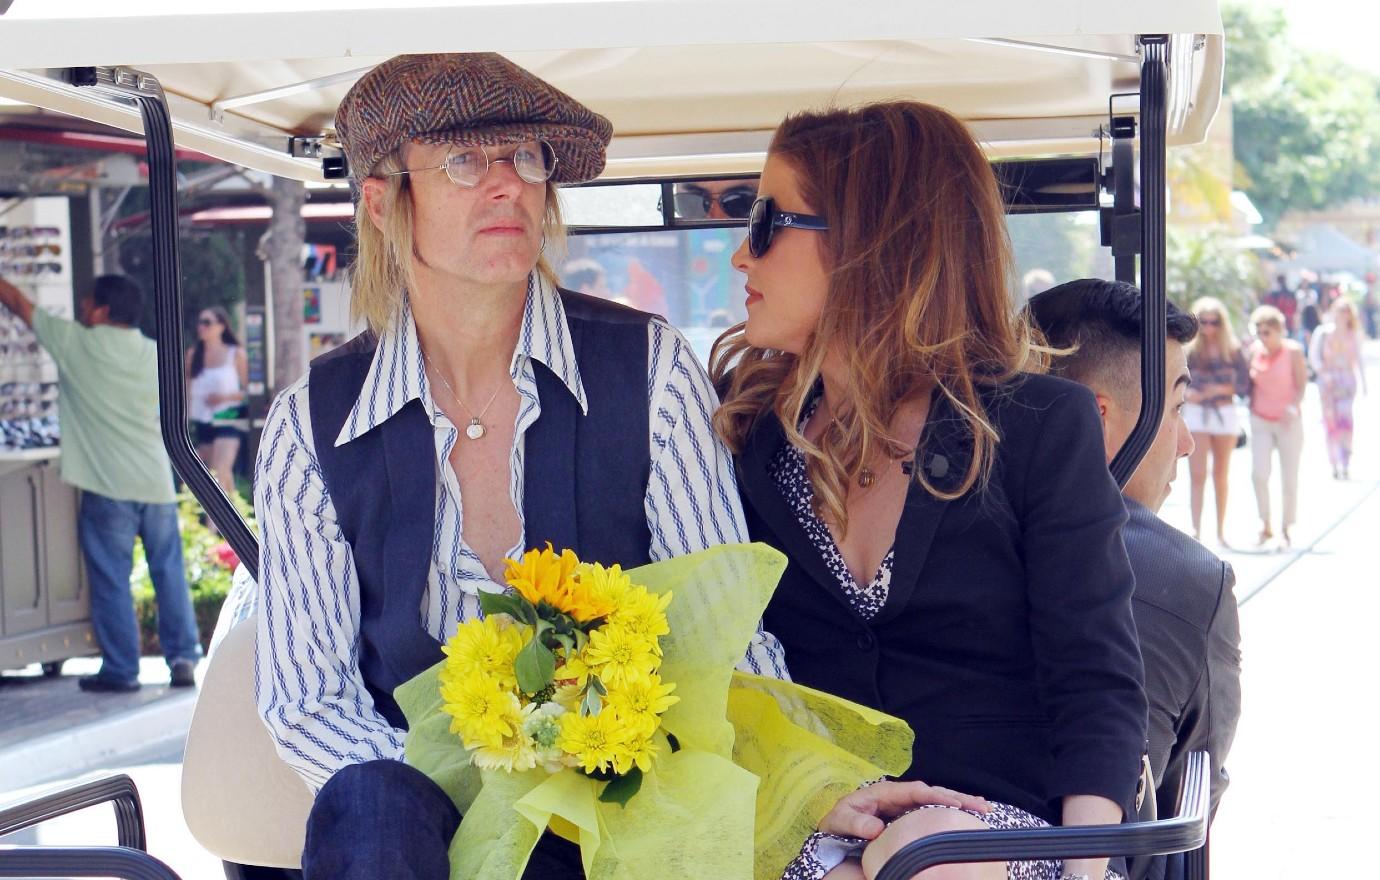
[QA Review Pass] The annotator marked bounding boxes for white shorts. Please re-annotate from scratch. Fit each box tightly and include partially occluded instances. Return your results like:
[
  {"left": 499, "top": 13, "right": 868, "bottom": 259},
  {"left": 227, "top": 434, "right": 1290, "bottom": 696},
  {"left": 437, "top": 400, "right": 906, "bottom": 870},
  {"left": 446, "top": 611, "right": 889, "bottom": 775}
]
[{"left": 1183, "top": 401, "right": 1240, "bottom": 436}]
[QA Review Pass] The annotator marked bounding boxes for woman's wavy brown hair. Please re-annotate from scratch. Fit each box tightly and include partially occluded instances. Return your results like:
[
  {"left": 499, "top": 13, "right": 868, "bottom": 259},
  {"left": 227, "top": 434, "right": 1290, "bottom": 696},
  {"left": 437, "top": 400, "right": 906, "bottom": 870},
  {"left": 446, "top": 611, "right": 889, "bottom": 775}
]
[{"left": 710, "top": 101, "right": 1044, "bottom": 531}]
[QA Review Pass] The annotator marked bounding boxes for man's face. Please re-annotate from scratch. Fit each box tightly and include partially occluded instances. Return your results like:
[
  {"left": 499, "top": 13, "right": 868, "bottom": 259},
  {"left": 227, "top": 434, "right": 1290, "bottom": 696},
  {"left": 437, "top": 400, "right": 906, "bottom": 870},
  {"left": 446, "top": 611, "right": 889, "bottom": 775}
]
[
  {"left": 673, "top": 179, "right": 757, "bottom": 221},
  {"left": 394, "top": 140, "right": 548, "bottom": 290},
  {"left": 1100, "top": 340, "right": 1195, "bottom": 512}
]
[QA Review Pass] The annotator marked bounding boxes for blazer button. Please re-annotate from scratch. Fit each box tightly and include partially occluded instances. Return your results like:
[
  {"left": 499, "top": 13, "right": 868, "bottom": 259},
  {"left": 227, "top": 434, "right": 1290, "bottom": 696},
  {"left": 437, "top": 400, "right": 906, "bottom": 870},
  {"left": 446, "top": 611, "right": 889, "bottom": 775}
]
[{"left": 856, "top": 632, "right": 876, "bottom": 651}]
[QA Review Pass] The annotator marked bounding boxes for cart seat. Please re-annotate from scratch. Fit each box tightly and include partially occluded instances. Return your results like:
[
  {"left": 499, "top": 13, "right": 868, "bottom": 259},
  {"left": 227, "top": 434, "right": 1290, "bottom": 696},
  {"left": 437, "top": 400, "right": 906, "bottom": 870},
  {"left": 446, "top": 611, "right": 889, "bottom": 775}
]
[{"left": 181, "top": 611, "right": 310, "bottom": 870}]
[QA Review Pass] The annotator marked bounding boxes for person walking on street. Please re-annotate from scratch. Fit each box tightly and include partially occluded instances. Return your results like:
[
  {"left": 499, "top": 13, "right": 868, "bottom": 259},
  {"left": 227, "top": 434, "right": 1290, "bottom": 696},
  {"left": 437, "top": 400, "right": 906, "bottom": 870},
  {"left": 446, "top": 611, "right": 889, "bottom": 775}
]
[
  {"left": 185, "top": 305, "right": 248, "bottom": 496},
  {"left": 0, "top": 274, "right": 200, "bottom": 692},
  {"left": 1184, "top": 297, "right": 1250, "bottom": 547},
  {"left": 1309, "top": 298, "right": 1368, "bottom": 479},
  {"left": 1248, "top": 305, "right": 1308, "bottom": 549}
]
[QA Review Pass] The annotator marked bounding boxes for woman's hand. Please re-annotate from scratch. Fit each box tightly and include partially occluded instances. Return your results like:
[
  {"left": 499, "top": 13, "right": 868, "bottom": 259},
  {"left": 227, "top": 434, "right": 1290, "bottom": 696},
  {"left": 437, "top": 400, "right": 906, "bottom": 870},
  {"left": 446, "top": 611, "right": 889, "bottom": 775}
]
[{"left": 817, "top": 780, "right": 990, "bottom": 840}]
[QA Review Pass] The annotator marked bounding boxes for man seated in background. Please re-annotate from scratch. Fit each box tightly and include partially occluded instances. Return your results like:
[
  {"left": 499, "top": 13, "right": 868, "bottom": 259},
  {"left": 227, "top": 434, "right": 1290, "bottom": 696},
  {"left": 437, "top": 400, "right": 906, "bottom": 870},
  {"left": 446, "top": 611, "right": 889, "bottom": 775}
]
[{"left": 1027, "top": 278, "right": 1242, "bottom": 880}]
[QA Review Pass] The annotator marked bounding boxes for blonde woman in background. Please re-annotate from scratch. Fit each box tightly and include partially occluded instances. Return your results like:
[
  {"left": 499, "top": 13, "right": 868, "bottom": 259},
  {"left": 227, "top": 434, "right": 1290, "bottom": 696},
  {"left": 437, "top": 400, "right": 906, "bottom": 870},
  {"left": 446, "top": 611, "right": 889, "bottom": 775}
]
[
  {"left": 1309, "top": 298, "right": 1367, "bottom": 479},
  {"left": 1183, "top": 297, "right": 1250, "bottom": 547},
  {"left": 1248, "top": 305, "right": 1308, "bottom": 548}
]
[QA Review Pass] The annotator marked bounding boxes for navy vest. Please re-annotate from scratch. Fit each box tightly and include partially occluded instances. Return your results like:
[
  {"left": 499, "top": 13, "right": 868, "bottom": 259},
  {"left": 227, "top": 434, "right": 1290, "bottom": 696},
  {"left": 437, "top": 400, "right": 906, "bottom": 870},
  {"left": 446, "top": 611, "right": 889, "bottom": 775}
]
[{"left": 308, "top": 289, "right": 653, "bottom": 728}]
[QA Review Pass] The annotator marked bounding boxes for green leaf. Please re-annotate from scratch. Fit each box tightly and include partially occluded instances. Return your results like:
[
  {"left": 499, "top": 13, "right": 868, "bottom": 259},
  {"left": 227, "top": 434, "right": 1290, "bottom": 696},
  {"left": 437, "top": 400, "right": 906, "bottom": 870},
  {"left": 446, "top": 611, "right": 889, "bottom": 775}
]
[
  {"left": 479, "top": 591, "right": 536, "bottom": 625},
  {"left": 589, "top": 675, "right": 607, "bottom": 696},
  {"left": 515, "top": 639, "right": 556, "bottom": 695},
  {"left": 580, "top": 684, "right": 603, "bottom": 717},
  {"left": 553, "top": 633, "right": 575, "bottom": 654},
  {"left": 598, "top": 768, "right": 643, "bottom": 808}
]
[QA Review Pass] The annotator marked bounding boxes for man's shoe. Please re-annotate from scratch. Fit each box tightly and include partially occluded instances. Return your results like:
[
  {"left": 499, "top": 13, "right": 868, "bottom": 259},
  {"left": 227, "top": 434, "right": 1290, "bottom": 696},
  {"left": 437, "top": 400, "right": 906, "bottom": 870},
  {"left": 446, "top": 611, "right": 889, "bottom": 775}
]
[
  {"left": 170, "top": 659, "right": 197, "bottom": 688},
  {"left": 78, "top": 675, "right": 141, "bottom": 693}
]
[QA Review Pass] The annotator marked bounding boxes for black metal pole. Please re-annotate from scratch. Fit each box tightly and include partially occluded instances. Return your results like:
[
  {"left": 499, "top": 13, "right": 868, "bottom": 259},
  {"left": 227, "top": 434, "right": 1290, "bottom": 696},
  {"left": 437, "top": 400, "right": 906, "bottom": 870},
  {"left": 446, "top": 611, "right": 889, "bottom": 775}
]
[
  {"left": 1109, "top": 36, "right": 1169, "bottom": 487},
  {"left": 69, "top": 68, "right": 260, "bottom": 575}
]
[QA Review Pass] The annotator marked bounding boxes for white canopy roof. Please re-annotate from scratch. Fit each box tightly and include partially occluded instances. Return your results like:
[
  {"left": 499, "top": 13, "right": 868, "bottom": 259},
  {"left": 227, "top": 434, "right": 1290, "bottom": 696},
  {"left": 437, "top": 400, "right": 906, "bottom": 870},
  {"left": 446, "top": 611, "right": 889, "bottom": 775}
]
[{"left": 0, "top": 0, "right": 1224, "bottom": 181}]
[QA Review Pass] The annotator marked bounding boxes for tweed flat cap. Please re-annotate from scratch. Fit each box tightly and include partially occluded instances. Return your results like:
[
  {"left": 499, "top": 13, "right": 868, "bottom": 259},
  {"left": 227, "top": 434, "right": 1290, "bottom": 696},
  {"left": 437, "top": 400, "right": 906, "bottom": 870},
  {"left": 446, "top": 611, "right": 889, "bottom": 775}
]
[{"left": 335, "top": 53, "right": 612, "bottom": 183}]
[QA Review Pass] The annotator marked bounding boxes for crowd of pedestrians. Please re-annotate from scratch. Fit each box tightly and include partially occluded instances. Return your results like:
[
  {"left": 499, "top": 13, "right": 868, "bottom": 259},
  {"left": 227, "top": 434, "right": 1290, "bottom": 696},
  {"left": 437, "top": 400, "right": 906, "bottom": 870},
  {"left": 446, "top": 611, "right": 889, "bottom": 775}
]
[{"left": 1184, "top": 274, "right": 1370, "bottom": 550}]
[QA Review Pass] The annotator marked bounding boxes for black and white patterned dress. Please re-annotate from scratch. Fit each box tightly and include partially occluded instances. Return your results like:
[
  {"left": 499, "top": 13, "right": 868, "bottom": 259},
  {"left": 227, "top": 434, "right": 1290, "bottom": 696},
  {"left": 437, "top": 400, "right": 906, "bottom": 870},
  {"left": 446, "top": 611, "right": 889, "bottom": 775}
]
[{"left": 772, "top": 401, "right": 1124, "bottom": 880}]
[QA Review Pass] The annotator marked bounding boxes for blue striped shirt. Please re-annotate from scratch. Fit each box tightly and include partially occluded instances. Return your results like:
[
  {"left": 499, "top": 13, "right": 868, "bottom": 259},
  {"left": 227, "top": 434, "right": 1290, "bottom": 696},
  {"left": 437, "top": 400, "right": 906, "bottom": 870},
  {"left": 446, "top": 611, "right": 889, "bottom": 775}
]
[{"left": 251, "top": 275, "right": 788, "bottom": 790}]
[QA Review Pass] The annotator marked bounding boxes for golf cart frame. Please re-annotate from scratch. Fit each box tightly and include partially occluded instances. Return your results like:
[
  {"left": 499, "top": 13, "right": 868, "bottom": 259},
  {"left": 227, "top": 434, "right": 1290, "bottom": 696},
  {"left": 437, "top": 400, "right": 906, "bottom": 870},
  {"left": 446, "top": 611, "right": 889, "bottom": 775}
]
[{"left": 0, "top": 6, "right": 1219, "bottom": 877}]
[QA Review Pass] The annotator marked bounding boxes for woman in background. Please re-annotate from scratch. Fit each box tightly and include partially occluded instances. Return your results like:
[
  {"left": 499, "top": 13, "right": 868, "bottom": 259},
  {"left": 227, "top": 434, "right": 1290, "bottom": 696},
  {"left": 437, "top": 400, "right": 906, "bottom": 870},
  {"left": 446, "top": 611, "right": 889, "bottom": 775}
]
[
  {"left": 185, "top": 305, "right": 247, "bottom": 496},
  {"left": 1183, "top": 297, "right": 1250, "bottom": 547},
  {"left": 1248, "top": 305, "right": 1308, "bottom": 547},
  {"left": 1309, "top": 298, "right": 1367, "bottom": 479}
]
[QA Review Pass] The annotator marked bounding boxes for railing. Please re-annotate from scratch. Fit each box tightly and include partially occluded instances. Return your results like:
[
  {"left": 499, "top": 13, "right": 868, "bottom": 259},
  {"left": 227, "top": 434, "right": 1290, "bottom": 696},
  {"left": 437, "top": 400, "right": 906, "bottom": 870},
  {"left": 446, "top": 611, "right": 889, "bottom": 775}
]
[
  {"left": 0, "top": 774, "right": 181, "bottom": 880},
  {"left": 875, "top": 751, "right": 1210, "bottom": 880}
]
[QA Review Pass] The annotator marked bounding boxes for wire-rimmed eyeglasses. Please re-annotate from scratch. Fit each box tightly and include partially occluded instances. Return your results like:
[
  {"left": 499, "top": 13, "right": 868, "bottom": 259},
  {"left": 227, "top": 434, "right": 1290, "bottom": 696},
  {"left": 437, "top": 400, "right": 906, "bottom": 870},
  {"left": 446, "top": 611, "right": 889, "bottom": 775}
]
[{"left": 384, "top": 140, "right": 558, "bottom": 188}]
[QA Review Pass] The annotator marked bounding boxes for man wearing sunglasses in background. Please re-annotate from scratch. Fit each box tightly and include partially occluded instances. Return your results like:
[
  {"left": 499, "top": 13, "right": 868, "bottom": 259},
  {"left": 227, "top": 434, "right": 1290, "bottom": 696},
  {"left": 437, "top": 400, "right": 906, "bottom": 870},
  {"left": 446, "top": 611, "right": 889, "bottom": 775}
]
[
  {"left": 0, "top": 274, "right": 201, "bottom": 693},
  {"left": 243, "top": 53, "right": 787, "bottom": 879},
  {"left": 672, "top": 178, "right": 757, "bottom": 221}
]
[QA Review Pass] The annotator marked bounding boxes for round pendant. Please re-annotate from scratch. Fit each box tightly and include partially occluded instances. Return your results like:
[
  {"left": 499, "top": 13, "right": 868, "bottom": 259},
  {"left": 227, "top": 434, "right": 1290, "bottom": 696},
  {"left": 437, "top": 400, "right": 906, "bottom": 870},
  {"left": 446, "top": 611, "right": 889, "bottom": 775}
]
[{"left": 465, "top": 420, "right": 486, "bottom": 440}]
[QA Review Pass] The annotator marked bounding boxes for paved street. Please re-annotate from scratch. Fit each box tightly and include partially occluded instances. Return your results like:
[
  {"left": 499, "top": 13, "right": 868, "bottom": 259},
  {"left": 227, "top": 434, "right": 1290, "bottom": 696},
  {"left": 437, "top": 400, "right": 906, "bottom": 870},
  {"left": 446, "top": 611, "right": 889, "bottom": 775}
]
[{"left": 2, "top": 343, "right": 1376, "bottom": 879}]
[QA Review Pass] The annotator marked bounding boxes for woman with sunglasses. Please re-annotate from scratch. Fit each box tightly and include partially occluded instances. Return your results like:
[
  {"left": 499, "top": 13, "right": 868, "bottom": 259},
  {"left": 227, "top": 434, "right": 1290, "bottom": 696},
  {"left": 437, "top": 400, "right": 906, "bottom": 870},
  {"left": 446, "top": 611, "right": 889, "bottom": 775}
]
[
  {"left": 712, "top": 102, "right": 1146, "bottom": 880},
  {"left": 1183, "top": 297, "right": 1249, "bottom": 546},
  {"left": 185, "top": 305, "right": 248, "bottom": 496}
]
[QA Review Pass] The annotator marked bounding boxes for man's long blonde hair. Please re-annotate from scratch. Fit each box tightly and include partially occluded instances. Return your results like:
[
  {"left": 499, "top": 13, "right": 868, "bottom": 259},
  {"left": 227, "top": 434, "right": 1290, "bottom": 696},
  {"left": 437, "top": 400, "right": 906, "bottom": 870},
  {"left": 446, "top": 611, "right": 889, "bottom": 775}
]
[
  {"left": 710, "top": 102, "right": 1043, "bottom": 532},
  {"left": 350, "top": 146, "right": 566, "bottom": 336}
]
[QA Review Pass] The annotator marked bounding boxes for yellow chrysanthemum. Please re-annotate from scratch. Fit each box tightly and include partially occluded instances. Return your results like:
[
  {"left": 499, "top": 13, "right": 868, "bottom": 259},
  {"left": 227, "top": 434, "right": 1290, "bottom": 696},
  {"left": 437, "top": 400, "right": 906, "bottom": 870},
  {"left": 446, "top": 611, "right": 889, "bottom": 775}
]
[
  {"left": 607, "top": 586, "right": 672, "bottom": 651},
  {"left": 557, "top": 709, "right": 631, "bottom": 774},
  {"left": 440, "top": 674, "right": 524, "bottom": 750},
  {"left": 471, "top": 735, "right": 538, "bottom": 772},
  {"left": 556, "top": 653, "right": 593, "bottom": 687},
  {"left": 613, "top": 728, "right": 661, "bottom": 774},
  {"left": 579, "top": 562, "right": 633, "bottom": 608},
  {"left": 604, "top": 674, "right": 679, "bottom": 736},
  {"left": 504, "top": 545, "right": 614, "bottom": 622},
  {"left": 582, "top": 624, "right": 660, "bottom": 687},
  {"left": 440, "top": 616, "right": 526, "bottom": 689}
]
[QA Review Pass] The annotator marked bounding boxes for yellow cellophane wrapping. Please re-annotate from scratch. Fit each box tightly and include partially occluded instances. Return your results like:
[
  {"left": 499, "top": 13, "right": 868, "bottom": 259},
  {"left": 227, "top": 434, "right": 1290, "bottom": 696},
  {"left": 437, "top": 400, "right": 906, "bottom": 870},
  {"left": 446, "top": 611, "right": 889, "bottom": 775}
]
[{"left": 394, "top": 543, "right": 913, "bottom": 880}]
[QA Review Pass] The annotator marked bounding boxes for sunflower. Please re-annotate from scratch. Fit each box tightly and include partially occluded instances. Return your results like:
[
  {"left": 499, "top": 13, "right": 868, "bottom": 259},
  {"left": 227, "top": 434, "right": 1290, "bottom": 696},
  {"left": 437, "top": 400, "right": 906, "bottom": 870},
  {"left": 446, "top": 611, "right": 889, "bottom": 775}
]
[{"left": 504, "top": 545, "right": 615, "bottom": 622}]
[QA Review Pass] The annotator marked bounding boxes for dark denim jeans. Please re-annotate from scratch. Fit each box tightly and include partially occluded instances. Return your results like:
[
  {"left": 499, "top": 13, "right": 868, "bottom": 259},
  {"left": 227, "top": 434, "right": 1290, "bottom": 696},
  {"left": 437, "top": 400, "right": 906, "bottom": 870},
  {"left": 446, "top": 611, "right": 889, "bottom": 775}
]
[
  {"left": 304, "top": 760, "right": 584, "bottom": 880},
  {"left": 78, "top": 491, "right": 201, "bottom": 684}
]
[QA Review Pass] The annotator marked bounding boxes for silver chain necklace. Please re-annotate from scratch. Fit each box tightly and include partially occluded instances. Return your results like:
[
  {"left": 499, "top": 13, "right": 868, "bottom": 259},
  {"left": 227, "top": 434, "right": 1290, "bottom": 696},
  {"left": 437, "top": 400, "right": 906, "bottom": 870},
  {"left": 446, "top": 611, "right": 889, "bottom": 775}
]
[{"left": 422, "top": 350, "right": 502, "bottom": 440}]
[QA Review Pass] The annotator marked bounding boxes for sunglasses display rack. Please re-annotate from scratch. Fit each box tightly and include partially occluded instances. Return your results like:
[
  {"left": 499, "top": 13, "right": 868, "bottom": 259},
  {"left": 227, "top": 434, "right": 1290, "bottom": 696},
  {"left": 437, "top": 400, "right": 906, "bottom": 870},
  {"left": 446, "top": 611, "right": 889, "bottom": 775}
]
[{"left": 0, "top": 197, "right": 72, "bottom": 454}]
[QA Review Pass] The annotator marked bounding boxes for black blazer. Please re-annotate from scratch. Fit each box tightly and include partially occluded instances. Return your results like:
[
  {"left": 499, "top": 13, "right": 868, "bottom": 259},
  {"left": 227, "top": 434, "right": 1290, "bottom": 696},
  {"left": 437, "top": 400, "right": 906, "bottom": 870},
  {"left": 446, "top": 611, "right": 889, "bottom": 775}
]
[
  {"left": 1123, "top": 499, "right": 1241, "bottom": 822},
  {"left": 739, "top": 373, "right": 1148, "bottom": 824}
]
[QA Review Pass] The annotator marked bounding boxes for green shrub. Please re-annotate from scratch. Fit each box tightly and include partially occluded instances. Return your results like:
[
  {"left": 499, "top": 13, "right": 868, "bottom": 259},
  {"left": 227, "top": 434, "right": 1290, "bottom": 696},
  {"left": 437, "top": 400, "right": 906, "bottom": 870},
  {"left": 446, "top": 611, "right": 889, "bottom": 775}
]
[{"left": 133, "top": 489, "right": 256, "bottom": 656}]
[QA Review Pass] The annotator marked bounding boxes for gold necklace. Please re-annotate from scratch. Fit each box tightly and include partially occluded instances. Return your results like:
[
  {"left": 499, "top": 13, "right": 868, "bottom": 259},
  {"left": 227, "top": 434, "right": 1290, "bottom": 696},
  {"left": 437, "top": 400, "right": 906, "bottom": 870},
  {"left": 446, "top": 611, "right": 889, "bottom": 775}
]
[{"left": 422, "top": 350, "right": 502, "bottom": 440}]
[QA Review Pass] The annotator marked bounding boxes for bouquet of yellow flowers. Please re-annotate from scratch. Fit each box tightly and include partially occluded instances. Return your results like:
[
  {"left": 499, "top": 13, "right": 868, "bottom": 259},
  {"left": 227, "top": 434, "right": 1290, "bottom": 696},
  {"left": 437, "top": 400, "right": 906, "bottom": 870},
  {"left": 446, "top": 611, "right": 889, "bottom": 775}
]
[
  {"left": 440, "top": 545, "right": 678, "bottom": 803},
  {"left": 396, "top": 543, "right": 914, "bottom": 880}
]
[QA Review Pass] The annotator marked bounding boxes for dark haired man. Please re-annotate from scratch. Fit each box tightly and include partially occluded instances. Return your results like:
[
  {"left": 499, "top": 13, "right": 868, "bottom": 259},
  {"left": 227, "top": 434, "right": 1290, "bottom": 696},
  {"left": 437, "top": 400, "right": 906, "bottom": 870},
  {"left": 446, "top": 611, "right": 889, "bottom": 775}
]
[
  {"left": 1027, "top": 279, "right": 1241, "bottom": 879},
  {"left": 0, "top": 274, "right": 200, "bottom": 693}
]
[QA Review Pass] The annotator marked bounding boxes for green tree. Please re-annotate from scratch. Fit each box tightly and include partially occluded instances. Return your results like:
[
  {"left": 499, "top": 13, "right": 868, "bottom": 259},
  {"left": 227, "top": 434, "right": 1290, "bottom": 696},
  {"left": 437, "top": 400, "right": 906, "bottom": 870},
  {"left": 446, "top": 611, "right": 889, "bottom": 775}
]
[
  {"left": 1166, "top": 227, "right": 1264, "bottom": 325},
  {"left": 118, "top": 228, "right": 247, "bottom": 341},
  {"left": 1225, "top": 2, "right": 1380, "bottom": 228}
]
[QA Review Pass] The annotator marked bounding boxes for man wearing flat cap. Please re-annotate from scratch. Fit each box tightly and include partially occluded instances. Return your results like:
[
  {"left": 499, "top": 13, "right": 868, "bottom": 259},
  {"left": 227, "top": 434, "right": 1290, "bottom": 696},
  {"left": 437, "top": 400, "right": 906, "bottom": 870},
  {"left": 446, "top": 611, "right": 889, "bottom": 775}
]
[{"left": 249, "top": 53, "right": 787, "bottom": 878}]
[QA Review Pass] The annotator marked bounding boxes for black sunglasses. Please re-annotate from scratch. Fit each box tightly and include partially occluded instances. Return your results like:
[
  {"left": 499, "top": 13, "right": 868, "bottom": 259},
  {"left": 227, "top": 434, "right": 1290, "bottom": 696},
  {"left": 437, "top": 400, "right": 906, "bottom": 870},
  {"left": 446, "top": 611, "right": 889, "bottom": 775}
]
[
  {"left": 673, "top": 185, "right": 757, "bottom": 220},
  {"left": 747, "top": 197, "right": 828, "bottom": 258}
]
